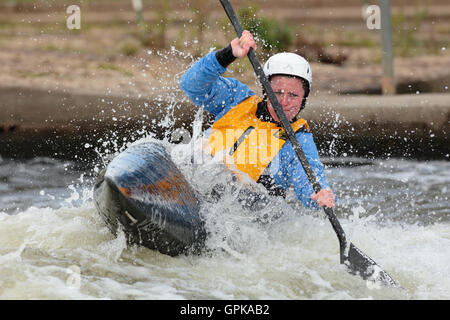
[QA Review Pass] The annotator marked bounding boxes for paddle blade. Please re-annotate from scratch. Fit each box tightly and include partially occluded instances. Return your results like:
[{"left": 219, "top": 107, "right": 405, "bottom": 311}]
[{"left": 343, "top": 242, "right": 397, "bottom": 287}]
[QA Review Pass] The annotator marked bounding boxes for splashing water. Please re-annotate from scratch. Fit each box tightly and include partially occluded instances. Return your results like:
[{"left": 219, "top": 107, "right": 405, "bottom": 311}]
[
  {"left": 1, "top": 134, "right": 449, "bottom": 300},
  {"left": 1, "top": 48, "right": 449, "bottom": 300}
]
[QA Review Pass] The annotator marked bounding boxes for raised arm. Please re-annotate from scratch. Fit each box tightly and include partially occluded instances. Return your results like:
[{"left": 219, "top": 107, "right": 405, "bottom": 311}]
[{"left": 180, "top": 31, "right": 257, "bottom": 118}]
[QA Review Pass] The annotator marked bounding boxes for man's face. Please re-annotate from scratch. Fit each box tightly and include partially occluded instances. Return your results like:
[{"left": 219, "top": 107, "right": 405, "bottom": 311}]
[{"left": 267, "top": 75, "right": 305, "bottom": 122}]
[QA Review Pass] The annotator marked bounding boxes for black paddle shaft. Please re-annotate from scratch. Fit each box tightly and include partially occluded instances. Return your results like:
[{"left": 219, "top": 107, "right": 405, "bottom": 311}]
[
  {"left": 219, "top": 0, "right": 348, "bottom": 249},
  {"left": 219, "top": 0, "right": 397, "bottom": 287}
]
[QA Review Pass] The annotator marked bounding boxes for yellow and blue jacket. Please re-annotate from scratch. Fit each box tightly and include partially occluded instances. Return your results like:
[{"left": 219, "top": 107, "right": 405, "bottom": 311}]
[{"left": 180, "top": 51, "right": 331, "bottom": 209}]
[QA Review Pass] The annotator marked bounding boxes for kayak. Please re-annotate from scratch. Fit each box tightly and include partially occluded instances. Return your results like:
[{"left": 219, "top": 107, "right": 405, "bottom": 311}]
[{"left": 93, "top": 141, "right": 206, "bottom": 256}]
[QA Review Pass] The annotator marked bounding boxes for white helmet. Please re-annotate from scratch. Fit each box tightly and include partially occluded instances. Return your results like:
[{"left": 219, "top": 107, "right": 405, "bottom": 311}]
[
  {"left": 263, "top": 52, "right": 312, "bottom": 86},
  {"left": 263, "top": 52, "right": 312, "bottom": 111}
]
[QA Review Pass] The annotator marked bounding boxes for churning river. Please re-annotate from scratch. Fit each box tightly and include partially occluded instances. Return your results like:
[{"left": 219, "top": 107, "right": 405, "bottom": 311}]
[{"left": 0, "top": 137, "right": 449, "bottom": 300}]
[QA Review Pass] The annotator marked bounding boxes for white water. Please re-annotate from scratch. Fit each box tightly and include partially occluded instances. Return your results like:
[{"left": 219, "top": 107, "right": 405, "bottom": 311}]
[
  {"left": 1, "top": 137, "right": 449, "bottom": 300},
  {"left": 1, "top": 47, "right": 449, "bottom": 300}
]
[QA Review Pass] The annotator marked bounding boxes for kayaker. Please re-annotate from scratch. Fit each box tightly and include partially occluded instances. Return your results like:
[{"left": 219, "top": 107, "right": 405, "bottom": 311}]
[{"left": 180, "top": 30, "right": 335, "bottom": 210}]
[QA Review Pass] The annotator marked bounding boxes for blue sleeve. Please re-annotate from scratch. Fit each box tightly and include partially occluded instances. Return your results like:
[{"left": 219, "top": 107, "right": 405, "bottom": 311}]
[
  {"left": 180, "top": 51, "right": 254, "bottom": 118},
  {"left": 273, "top": 132, "right": 331, "bottom": 210}
]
